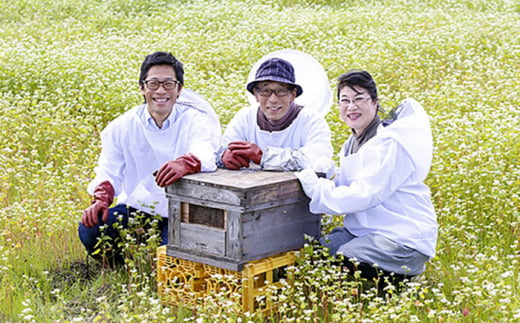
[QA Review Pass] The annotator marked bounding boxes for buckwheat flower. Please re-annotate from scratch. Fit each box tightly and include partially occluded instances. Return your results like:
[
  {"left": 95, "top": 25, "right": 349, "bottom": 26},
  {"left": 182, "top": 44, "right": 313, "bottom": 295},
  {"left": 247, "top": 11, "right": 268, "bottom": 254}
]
[
  {"left": 95, "top": 295, "right": 107, "bottom": 302},
  {"left": 500, "top": 271, "right": 513, "bottom": 278},
  {"left": 161, "top": 306, "right": 171, "bottom": 315},
  {"left": 460, "top": 276, "right": 470, "bottom": 283},
  {"left": 303, "top": 310, "right": 314, "bottom": 319},
  {"left": 499, "top": 298, "right": 511, "bottom": 304}
]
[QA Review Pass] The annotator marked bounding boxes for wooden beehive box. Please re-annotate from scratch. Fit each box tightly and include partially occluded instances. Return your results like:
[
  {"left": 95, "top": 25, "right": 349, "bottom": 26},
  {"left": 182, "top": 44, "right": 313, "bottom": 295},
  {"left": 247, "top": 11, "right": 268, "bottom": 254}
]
[{"left": 165, "top": 169, "right": 320, "bottom": 271}]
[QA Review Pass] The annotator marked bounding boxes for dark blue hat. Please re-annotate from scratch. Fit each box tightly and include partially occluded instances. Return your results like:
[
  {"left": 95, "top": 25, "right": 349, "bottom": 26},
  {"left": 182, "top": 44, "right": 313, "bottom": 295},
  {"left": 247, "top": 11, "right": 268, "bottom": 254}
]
[{"left": 246, "top": 58, "right": 303, "bottom": 97}]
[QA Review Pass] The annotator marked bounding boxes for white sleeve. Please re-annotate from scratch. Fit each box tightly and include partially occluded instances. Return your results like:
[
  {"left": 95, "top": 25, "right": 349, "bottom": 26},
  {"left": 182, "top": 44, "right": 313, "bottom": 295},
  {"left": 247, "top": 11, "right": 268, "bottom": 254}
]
[
  {"left": 87, "top": 122, "right": 125, "bottom": 196},
  {"left": 177, "top": 88, "right": 222, "bottom": 171},
  {"left": 308, "top": 139, "right": 415, "bottom": 214},
  {"left": 215, "top": 108, "right": 250, "bottom": 167},
  {"left": 261, "top": 146, "right": 311, "bottom": 171},
  {"left": 262, "top": 114, "right": 333, "bottom": 172},
  {"left": 186, "top": 111, "right": 221, "bottom": 172}
]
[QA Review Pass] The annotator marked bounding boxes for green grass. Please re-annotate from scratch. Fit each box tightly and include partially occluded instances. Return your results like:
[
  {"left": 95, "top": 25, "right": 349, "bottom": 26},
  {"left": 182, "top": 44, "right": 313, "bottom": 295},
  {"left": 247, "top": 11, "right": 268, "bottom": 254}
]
[{"left": 1, "top": 0, "right": 519, "bottom": 321}]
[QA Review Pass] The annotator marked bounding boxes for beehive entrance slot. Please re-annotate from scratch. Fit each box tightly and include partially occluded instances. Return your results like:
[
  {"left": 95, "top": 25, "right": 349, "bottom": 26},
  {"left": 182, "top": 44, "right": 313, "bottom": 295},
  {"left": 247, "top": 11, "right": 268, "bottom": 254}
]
[{"left": 181, "top": 202, "right": 226, "bottom": 229}]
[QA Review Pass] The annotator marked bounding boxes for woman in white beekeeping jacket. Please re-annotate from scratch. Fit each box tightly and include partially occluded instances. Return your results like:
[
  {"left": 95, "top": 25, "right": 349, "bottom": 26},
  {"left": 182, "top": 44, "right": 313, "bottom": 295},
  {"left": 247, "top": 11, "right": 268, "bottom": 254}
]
[{"left": 297, "top": 70, "right": 438, "bottom": 290}]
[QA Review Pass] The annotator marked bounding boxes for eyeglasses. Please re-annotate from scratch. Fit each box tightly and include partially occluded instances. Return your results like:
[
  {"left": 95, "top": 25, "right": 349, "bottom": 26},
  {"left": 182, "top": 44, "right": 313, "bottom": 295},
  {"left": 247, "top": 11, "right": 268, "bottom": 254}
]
[
  {"left": 338, "top": 96, "right": 371, "bottom": 107},
  {"left": 144, "top": 79, "right": 180, "bottom": 90},
  {"left": 255, "top": 87, "right": 291, "bottom": 97}
]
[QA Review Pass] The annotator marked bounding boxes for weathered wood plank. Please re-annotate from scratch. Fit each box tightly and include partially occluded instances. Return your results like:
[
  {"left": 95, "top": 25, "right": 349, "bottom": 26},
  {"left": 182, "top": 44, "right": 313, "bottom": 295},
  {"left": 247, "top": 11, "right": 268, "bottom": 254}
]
[
  {"left": 166, "top": 245, "right": 244, "bottom": 271},
  {"left": 168, "top": 199, "right": 181, "bottom": 245},
  {"left": 166, "top": 169, "right": 298, "bottom": 190},
  {"left": 179, "top": 223, "right": 226, "bottom": 255},
  {"left": 241, "top": 202, "right": 320, "bottom": 259},
  {"left": 225, "top": 210, "right": 242, "bottom": 259}
]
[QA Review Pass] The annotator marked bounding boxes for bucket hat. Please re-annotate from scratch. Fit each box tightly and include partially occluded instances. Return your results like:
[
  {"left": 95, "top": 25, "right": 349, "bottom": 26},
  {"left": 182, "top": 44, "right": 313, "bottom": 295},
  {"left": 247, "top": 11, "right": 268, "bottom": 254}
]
[{"left": 246, "top": 58, "right": 303, "bottom": 97}]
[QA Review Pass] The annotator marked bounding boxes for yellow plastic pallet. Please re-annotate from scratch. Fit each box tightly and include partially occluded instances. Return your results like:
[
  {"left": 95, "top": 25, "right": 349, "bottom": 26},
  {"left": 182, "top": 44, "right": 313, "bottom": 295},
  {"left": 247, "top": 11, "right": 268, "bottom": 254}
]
[{"left": 157, "top": 246, "right": 296, "bottom": 313}]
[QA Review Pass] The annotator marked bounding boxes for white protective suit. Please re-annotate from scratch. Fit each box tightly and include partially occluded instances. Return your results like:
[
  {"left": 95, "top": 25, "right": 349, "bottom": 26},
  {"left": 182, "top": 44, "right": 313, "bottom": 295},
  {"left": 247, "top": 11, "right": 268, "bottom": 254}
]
[
  {"left": 298, "top": 98, "right": 438, "bottom": 258},
  {"left": 88, "top": 89, "right": 221, "bottom": 218}
]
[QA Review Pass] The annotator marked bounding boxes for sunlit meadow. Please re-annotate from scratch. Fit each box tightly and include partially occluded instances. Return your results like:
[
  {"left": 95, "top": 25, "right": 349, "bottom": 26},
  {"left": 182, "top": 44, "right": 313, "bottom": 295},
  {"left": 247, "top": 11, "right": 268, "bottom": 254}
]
[{"left": 0, "top": 0, "right": 518, "bottom": 321}]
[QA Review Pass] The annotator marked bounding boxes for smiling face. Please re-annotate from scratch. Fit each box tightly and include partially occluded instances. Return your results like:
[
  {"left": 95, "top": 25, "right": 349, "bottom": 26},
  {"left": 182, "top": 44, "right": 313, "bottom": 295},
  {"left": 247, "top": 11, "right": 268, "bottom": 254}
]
[
  {"left": 140, "top": 65, "right": 182, "bottom": 127},
  {"left": 338, "top": 85, "right": 378, "bottom": 135},
  {"left": 254, "top": 81, "right": 297, "bottom": 121}
]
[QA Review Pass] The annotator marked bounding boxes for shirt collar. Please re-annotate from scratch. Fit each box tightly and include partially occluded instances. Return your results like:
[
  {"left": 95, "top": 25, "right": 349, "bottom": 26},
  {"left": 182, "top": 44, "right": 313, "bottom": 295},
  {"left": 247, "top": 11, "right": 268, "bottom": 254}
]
[{"left": 141, "top": 104, "right": 177, "bottom": 131}]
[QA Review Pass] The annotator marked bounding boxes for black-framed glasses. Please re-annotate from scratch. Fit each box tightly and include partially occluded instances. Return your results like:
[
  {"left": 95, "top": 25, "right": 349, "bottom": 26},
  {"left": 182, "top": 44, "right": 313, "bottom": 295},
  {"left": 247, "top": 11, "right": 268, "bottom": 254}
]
[
  {"left": 144, "top": 79, "right": 180, "bottom": 90},
  {"left": 338, "top": 96, "right": 371, "bottom": 107},
  {"left": 254, "top": 87, "right": 291, "bottom": 97}
]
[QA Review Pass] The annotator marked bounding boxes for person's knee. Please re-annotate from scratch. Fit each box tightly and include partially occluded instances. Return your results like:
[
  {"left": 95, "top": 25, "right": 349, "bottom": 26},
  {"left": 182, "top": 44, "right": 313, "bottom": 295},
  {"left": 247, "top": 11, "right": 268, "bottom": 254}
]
[
  {"left": 78, "top": 220, "right": 120, "bottom": 253},
  {"left": 319, "top": 235, "right": 334, "bottom": 250},
  {"left": 320, "top": 227, "right": 355, "bottom": 255},
  {"left": 159, "top": 218, "right": 168, "bottom": 246},
  {"left": 78, "top": 222, "right": 100, "bottom": 254}
]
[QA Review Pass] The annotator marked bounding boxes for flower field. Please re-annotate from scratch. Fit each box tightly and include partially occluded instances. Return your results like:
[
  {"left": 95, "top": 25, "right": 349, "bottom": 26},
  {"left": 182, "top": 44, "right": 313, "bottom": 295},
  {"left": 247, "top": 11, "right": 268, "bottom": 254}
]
[{"left": 0, "top": 0, "right": 518, "bottom": 321}]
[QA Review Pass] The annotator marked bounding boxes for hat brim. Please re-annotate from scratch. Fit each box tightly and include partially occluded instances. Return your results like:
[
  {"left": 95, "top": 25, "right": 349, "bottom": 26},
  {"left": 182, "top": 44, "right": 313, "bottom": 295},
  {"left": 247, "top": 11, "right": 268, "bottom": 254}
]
[
  {"left": 246, "top": 49, "right": 332, "bottom": 117},
  {"left": 246, "top": 77, "right": 303, "bottom": 97}
]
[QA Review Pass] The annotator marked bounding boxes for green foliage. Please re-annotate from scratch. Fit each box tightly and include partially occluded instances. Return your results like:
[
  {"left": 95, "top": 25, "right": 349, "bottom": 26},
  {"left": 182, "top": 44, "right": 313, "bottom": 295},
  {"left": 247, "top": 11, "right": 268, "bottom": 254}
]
[{"left": 0, "top": 0, "right": 519, "bottom": 321}]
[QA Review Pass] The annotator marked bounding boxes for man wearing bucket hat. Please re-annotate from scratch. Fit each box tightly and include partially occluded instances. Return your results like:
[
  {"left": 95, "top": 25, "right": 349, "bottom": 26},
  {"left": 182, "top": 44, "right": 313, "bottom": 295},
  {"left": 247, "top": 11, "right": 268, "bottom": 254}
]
[{"left": 216, "top": 57, "right": 333, "bottom": 173}]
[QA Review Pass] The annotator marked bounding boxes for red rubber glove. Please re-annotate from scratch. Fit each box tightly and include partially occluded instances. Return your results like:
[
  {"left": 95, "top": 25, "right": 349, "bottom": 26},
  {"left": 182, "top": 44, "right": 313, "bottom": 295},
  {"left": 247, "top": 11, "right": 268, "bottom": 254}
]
[
  {"left": 82, "top": 181, "right": 114, "bottom": 228},
  {"left": 222, "top": 149, "right": 250, "bottom": 170},
  {"left": 155, "top": 153, "right": 201, "bottom": 187},
  {"left": 228, "top": 141, "right": 263, "bottom": 165}
]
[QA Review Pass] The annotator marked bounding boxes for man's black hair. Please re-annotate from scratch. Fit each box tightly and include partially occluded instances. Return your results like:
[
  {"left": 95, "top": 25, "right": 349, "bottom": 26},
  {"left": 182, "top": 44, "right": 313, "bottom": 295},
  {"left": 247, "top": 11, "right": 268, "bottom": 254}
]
[{"left": 139, "top": 52, "right": 184, "bottom": 87}]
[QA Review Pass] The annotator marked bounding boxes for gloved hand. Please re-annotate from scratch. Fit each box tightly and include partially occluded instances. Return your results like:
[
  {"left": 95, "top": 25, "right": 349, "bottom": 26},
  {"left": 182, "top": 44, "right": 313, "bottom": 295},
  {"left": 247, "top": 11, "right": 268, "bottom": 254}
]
[
  {"left": 295, "top": 168, "right": 319, "bottom": 198},
  {"left": 155, "top": 153, "right": 201, "bottom": 187},
  {"left": 222, "top": 149, "right": 250, "bottom": 170},
  {"left": 228, "top": 141, "right": 263, "bottom": 165},
  {"left": 81, "top": 180, "right": 114, "bottom": 228}
]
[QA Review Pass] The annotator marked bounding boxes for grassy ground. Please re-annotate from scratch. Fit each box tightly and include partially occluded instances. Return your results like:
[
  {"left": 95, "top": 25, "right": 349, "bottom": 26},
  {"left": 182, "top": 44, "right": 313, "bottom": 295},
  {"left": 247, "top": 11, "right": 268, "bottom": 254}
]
[{"left": 0, "top": 0, "right": 518, "bottom": 321}]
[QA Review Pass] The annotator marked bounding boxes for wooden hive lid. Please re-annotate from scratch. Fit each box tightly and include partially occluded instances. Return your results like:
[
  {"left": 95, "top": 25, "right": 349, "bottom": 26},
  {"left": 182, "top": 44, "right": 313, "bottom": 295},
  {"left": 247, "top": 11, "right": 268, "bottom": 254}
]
[{"left": 166, "top": 169, "right": 307, "bottom": 210}]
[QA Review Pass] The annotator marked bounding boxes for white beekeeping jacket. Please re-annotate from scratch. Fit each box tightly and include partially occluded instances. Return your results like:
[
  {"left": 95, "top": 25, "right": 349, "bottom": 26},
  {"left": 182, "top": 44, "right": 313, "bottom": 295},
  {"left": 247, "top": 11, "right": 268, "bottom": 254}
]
[{"left": 310, "top": 98, "right": 438, "bottom": 258}]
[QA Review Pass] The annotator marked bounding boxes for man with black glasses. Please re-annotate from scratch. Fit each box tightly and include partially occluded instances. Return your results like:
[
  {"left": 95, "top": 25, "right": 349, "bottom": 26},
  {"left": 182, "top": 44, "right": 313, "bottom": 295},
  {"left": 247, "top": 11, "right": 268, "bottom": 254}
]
[
  {"left": 216, "top": 56, "right": 333, "bottom": 173},
  {"left": 78, "top": 51, "right": 220, "bottom": 265}
]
